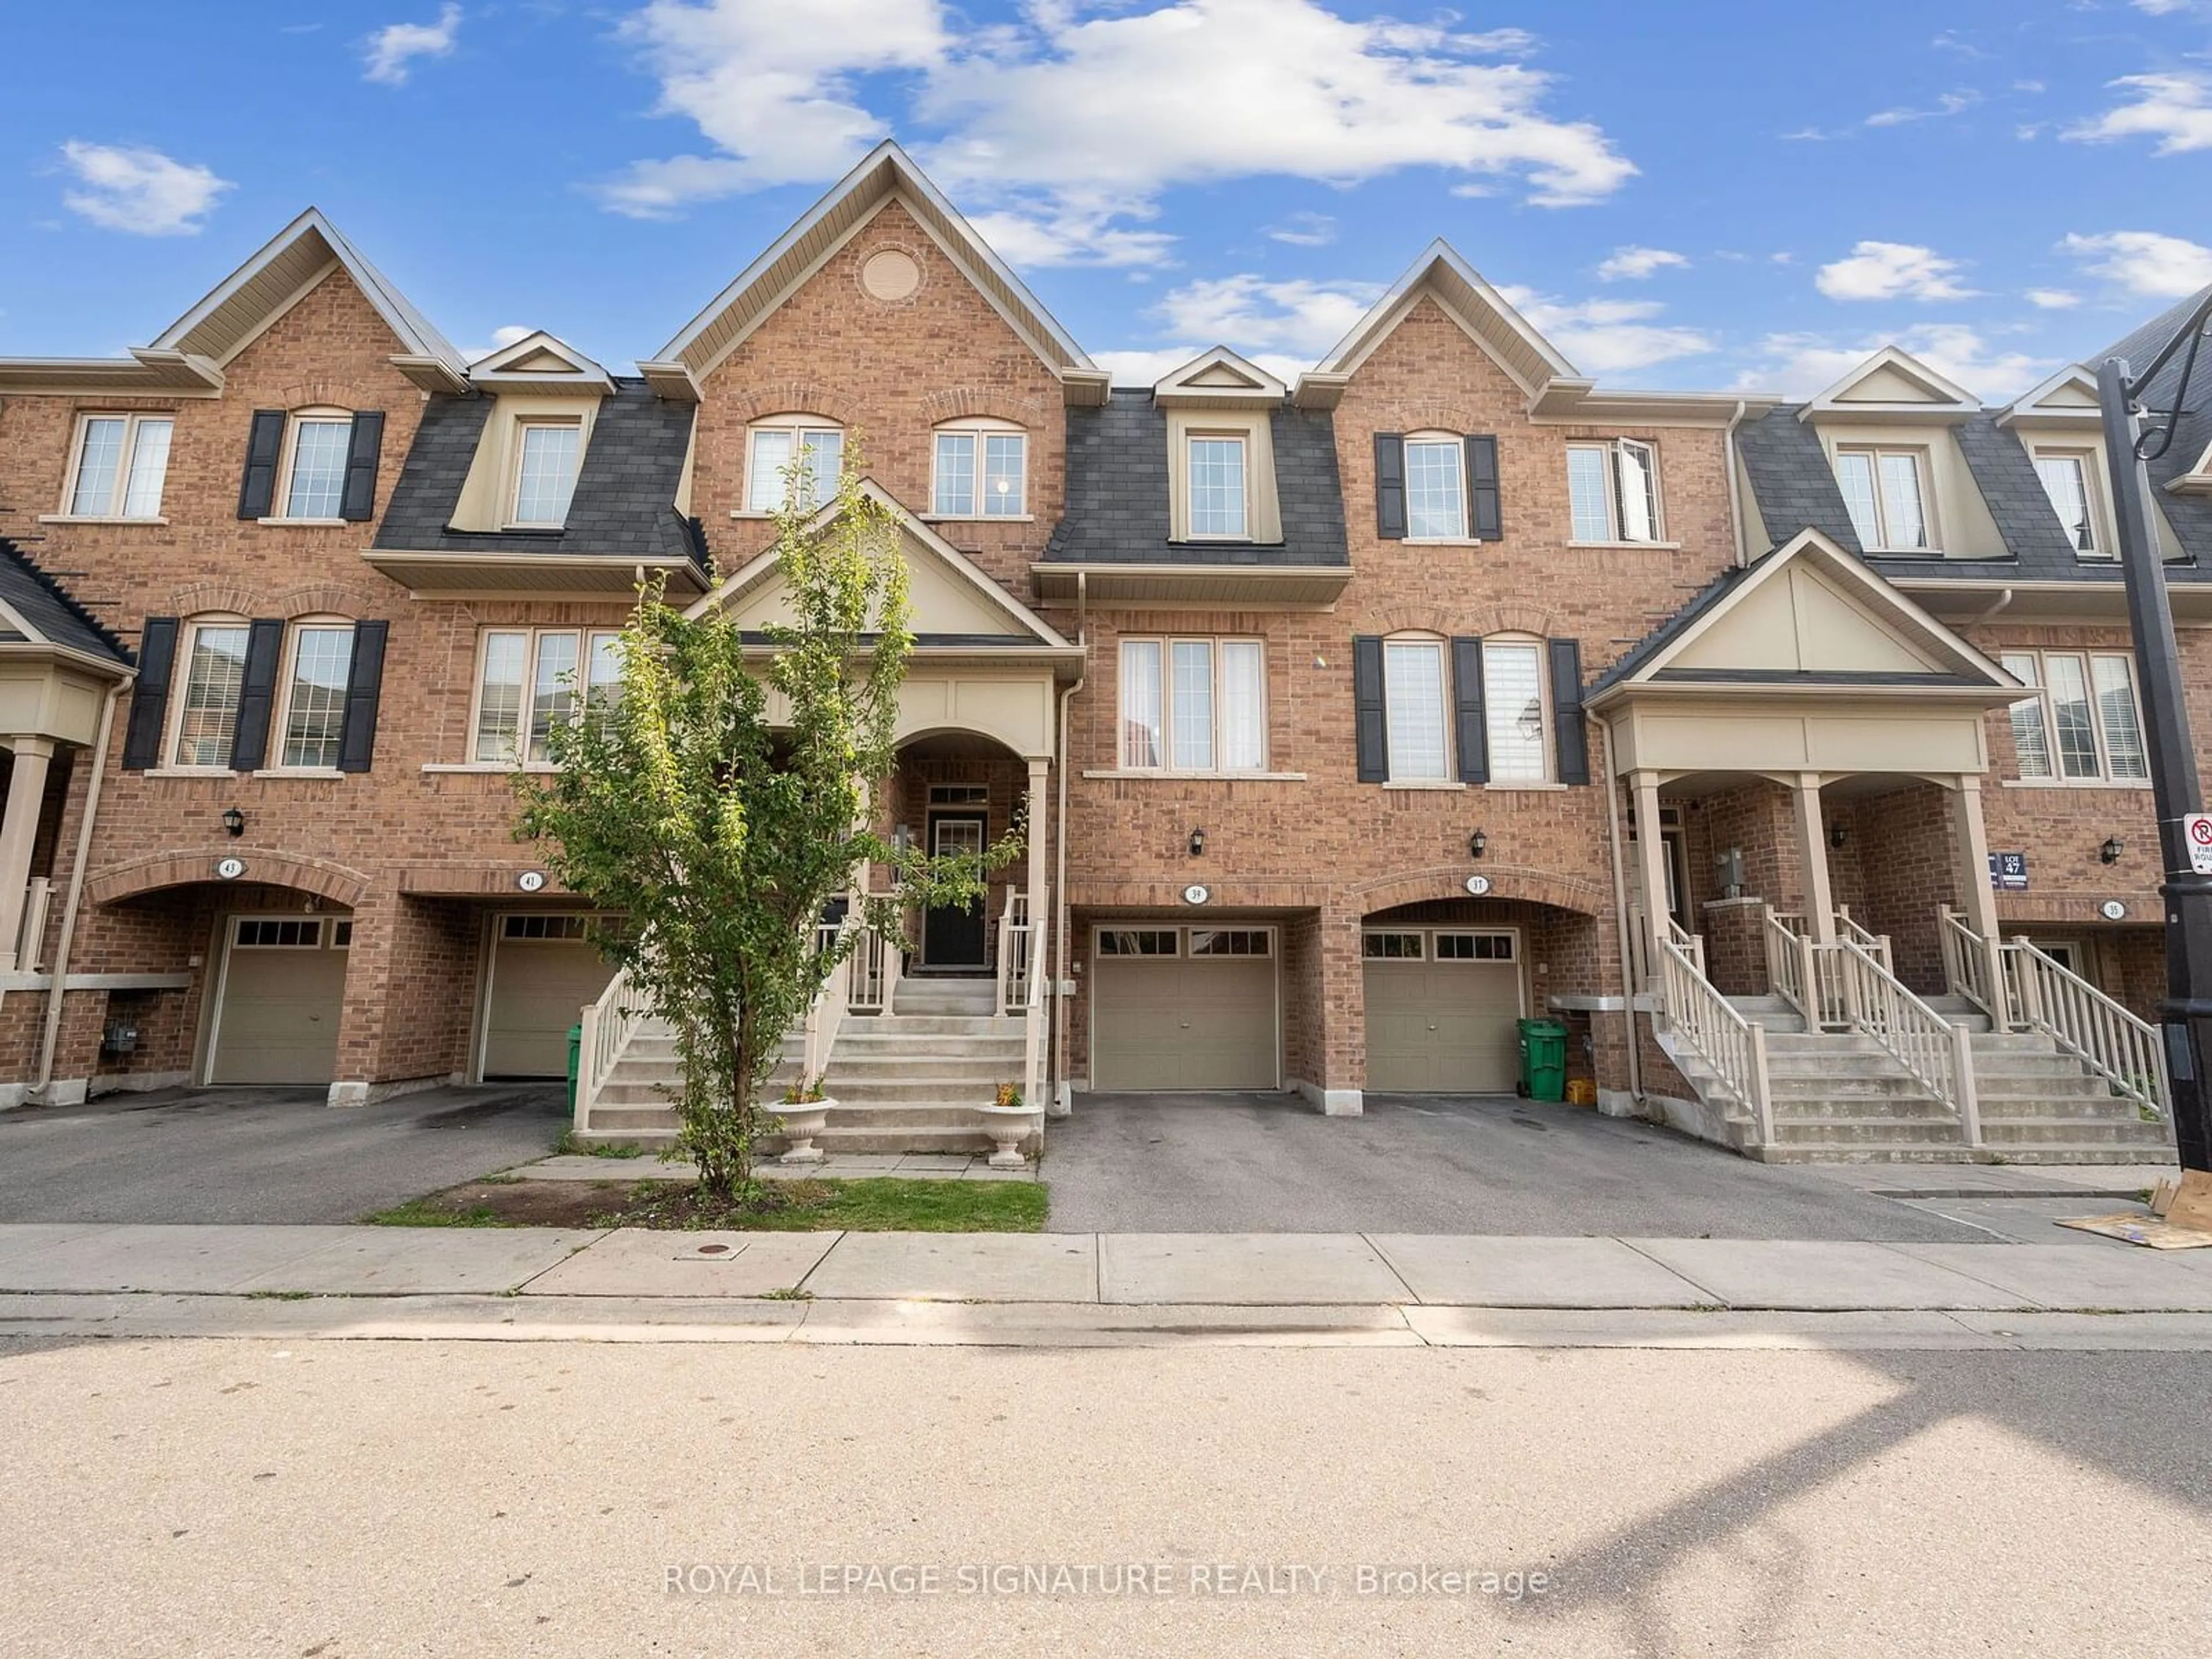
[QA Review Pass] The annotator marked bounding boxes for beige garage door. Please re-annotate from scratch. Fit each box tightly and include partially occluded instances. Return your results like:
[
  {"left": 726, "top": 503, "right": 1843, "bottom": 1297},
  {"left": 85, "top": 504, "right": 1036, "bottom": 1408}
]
[
  {"left": 1363, "top": 928, "right": 1523, "bottom": 1094},
  {"left": 483, "top": 915, "right": 615, "bottom": 1078},
  {"left": 1092, "top": 925, "right": 1278, "bottom": 1092},
  {"left": 209, "top": 915, "right": 350, "bottom": 1085}
]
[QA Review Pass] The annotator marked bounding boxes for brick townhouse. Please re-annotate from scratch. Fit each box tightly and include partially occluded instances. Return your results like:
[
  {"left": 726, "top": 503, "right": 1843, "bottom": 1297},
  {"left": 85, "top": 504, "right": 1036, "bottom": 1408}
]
[{"left": 0, "top": 143, "right": 2197, "bottom": 1162}]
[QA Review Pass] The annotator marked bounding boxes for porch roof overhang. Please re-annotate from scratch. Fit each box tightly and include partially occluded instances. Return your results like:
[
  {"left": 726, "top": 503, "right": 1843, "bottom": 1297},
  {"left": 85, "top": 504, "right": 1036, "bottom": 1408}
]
[
  {"left": 736, "top": 635, "right": 1088, "bottom": 681},
  {"left": 359, "top": 549, "right": 710, "bottom": 598},
  {"left": 1601, "top": 668, "right": 2028, "bottom": 712},
  {"left": 1030, "top": 562, "right": 1352, "bottom": 609}
]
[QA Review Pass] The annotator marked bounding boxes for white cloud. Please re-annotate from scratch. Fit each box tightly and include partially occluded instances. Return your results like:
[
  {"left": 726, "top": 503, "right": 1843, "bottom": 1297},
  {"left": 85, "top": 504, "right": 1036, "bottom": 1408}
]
[
  {"left": 56, "top": 141, "right": 233, "bottom": 236},
  {"left": 1815, "top": 241, "right": 1976, "bottom": 302},
  {"left": 2066, "top": 73, "right": 2212, "bottom": 154},
  {"left": 364, "top": 3, "right": 461, "bottom": 86},
  {"left": 460, "top": 324, "right": 536, "bottom": 364},
  {"left": 2062, "top": 230, "right": 2212, "bottom": 297},
  {"left": 1092, "top": 345, "right": 1308, "bottom": 386},
  {"left": 1865, "top": 90, "right": 1979, "bottom": 127},
  {"left": 1495, "top": 287, "right": 1714, "bottom": 374},
  {"left": 2025, "top": 287, "right": 2081, "bottom": 309},
  {"left": 1154, "top": 274, "right": 1382, "bottom": 357},
  {"left": 1596, "top": 245, "right": 1688, "bottom": 282},
  {"left": 1737, "top": 324, "right": 2049, "bottom": 401},
  {"left": 594, "top": 0, "right": 1637, "bottom": 252},
  {"left": 964, "top": 202, "right": 1177, "bottom": 268},
  {"left": 2133, "top": 0, "right": 2192, "bottom": 13},
  {"left": 1266, "top": 211, "right": 1336, "bottom": 248}
]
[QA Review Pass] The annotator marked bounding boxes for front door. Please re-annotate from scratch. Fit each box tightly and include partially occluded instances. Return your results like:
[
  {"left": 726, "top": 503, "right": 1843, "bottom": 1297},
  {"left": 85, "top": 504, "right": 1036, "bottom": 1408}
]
[{"left": 923, "top": 813, "right": 988, "bottom": 968}]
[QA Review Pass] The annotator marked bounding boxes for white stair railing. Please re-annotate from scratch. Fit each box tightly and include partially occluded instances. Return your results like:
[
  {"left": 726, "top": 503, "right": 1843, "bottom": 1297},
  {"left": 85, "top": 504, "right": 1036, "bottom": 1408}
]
[
  {"left": 1656, "top": 933, "right": 1773, "bottom": 1145},
  {"left": 1834, "top": 939, "right": 1981, "bottom": 1146},
  {"left": 1937, "top": 906, "right": 2008, "bottom": 1025},
  {"left": 1021, "top": 902, "right": 1050, "bottom": 1112},
  {"left": 996, "top": 891, "right": 1033, "bottom": 1016},
  {"left": 1834, "top": 906, "right": 1892, "bottom": 972},
  {"left": 846, "top": 890, "right": 900, "bottom": 1014},
  {"left": 801, "top": 915, "right": 853, "bottom": 1082},
  {"left": 1763, "top": 907, "right": 1812, "bottom": 1020},
  {"left": 573, "top": 957, "right": 643, "bottom": 1133},
  {"left": 1661, "top": 914, "right": 1706, "bottom": 977},
  {"left": 2003, "top": 937, "right": 2170, "bottom": 1123}
]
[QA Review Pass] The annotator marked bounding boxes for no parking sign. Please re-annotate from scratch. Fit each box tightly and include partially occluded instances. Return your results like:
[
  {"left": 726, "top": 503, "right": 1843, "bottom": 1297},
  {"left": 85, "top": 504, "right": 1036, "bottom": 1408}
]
[{"left": 2188, "top": 813, "right": 2212, "bottom": 876}]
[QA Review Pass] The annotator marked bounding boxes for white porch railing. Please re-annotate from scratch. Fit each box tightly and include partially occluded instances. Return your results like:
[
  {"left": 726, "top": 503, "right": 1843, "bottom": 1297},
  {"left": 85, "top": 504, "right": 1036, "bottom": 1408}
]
[
  {"left": 1834, "top": 906, "right": 1892, "bottom": 972},
  {"left": 846, "top": 891, "right": 900, "bottom": 1014},
  {"left": 997, "top": 891, "right": 1035, "bottom": 1016},
  {"left": 1020, "top": 902, "right": 1050, "bottom": 1111},
  {"left": 1834, "top": 938, "right": 1981, "bottom": 1146},
  {"left": 1937, "top": 906, "right": 2009, "bottom": 1025},
  {"left": 801, "top": 915, "right": 852, "bottom": 1082},
  {"left": 15, "top": 876, "right": 51, "bottom": 972},
  {"left": 1657, "top": 931, "right": 1772, "bottom": 1145},
  {"left": 2003, "top": 936, "right": 2170, "bottom": 1123},
  {"left": 1661, "top": 913, "right": 1705, "bottom": 977},
  {"left": 573, "top": 957, "right": 643, "bottom": 1132}
]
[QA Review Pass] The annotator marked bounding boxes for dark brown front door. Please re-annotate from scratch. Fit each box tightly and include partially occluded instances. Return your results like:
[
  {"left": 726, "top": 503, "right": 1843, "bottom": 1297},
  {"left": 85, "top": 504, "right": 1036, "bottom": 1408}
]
[{"left": 923, "top": 813, "right": 988, "bottom": 968}]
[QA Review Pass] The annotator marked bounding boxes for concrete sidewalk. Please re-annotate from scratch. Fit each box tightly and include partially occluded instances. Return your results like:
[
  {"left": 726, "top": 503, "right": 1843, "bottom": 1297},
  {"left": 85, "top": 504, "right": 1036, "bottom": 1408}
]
[{"left": 4, "top": 1221, "right": 2212, "bottom": 1351}]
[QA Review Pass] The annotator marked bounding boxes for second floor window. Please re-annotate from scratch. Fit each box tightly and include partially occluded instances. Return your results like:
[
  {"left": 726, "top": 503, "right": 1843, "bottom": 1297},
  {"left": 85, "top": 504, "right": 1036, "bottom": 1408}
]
[
  {"left": 1119, "top": 637, "right": 1266, "bottom": 771},
  {"left": 475, "top": 627, "right": 621, "bottom": 764},
  {"left": 279, "top": 623, "right": 355, "bottom": 769},
  {"left": 283, "top": 414, "right": 354, "bottom": 520},
  {"left": 512, "top": 422, "right": 582, "bottom": 527},
  {"left": 747, "top": 420, "right": 842, "bottom": 513},
  {"left": 67, "top": 414, "right": 172, "bottom": 518},
  {"left": 1482, "top": 638, "right": 1550, "bottom": 784},
  {"left": 1186, "top": 435, "right": 1248, "bottom": 538},
  {"left": 2002, "top": 650, "right": 2148, "bottom": 783},
  {"left": 1835, "top": 446, "right": 1931, "bottom": 552},
  {"left": 2033, "top": 450, "right": 2105, "bottom": 558},
  {"left": 933, "top": 425, "right": 1026, "bottom": 517},
  {"left": 1382, "top": 637, "right": 1450, "bottom": 782},
  {"left": 1566, "top": 440, "right": 1660, "bottom": 543},
  {"left": 173, "top": 620, "right": 251, "bottom": 768},
  {"left": 1404, "top": 434, "right": 1467, "bottom": 539}
]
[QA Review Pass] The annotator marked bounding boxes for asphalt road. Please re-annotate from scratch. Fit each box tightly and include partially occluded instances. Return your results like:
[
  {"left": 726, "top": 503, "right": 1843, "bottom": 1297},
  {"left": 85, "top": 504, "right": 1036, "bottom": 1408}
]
[
  {"left": 3, "top": 1337, "right": 2205, "bottom": 1657},
  {"left": 1044, "top": 1092, "right": 1991, "bottom": 1240},
  {"left": 0, "top": 1084, "right": 567, "bottom": 1224}
]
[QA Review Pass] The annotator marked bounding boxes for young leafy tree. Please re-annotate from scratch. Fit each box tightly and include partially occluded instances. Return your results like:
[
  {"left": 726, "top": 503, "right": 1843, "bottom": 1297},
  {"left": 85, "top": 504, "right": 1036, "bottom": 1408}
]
[{"left": 516, "top": 456, "right": 1016, "bottom": 1202}]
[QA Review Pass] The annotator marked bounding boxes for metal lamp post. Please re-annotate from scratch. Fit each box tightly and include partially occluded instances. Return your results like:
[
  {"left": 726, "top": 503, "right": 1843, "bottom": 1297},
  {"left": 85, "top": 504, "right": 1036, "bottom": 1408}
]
[{"left": 2098, "top": 300, "right": 2212, "bottom": 1183}]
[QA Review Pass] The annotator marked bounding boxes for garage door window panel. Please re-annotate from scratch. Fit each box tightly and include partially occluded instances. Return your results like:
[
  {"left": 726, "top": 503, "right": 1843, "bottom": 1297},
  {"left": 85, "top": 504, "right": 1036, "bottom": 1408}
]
[{"left": 1096, "top": 928, "right": 1179, "bottom": 956}]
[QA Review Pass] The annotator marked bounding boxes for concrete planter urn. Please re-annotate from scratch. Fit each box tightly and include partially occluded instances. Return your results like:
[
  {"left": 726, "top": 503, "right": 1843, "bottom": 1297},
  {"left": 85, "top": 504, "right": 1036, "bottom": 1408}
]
[
  {"left": 976, "top": 1093, "right": 1040, "bottom": 1168},
  {"left": 776, "top": 1099, "right": 832, "bottom": 1164}
]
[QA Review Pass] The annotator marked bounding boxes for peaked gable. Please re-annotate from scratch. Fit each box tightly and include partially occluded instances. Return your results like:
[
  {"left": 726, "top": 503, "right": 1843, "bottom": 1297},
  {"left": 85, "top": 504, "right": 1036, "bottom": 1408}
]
[
  {"left": 468, "top": 329, "right": 615, "bottom": 394},
  {"left": 1804, "top": 347, "right": 1979, "bottom": 421},
  {"left": 1154, "top": 346, "right": 1285, "bottom": 407}
]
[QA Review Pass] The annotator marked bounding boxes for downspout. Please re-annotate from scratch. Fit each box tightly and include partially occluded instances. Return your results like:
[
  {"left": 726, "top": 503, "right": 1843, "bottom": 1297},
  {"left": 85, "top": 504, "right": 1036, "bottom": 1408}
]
[
  {"left": 31, "top": 681, "right": 126, "bottom": 1101},
  {"left": 1597, "top": 718, "right": 1642, "bottom": 1109},
  {"left": 1722, "top": 399, "right": 1750, "bottom": 568},
  {"left": 1967, "top": 586, "right": 2015, "bottom": 627},
  {"left": 1050, "top": 571, "right": 1086, "bottom": 1118}
]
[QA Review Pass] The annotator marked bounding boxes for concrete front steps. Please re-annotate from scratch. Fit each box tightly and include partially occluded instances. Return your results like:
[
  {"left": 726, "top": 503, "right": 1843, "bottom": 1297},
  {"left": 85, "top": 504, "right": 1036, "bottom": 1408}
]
[
  {"left": 579, "top": 975, "right": 1028, "bottom": 1156},
  {"left": 1722, "top": 994, "right": 2175, "bottom": 1165}
]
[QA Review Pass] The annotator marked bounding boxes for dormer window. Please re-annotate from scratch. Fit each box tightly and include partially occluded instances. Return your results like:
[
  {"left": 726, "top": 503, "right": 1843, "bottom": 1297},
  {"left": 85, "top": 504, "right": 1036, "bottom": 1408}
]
[
  {"left": 512, "top": 420, "right": 582, "bottom": 528},
  {"left": 747, "top": 418, "right": 842, "bottom": 513},
  {"left": 1834, "top": 446, "right": 1931, "bottom": 552},
  {"left": 2031, "top": 448, "right": 2108, "bottom": 558},
  {"left": 1187, "top": 434, "right": 1248, "bottom": 538},
  {"left": 932, "top": 422, "right": 1026, "bottom": 517}
]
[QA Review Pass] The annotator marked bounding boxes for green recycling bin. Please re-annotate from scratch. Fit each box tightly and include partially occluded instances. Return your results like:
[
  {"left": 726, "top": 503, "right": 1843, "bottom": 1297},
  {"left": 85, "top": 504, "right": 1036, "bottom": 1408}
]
[
  {"left": 566, "top": 1022, "right": 583, "bottom": 1115},
  {"left": 1516, "top": 1018, "right": 1568, "bottom": 1103}
]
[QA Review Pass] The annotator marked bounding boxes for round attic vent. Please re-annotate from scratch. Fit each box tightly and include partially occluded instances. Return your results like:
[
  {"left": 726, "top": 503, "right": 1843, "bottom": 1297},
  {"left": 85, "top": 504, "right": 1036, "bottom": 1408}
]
[{"left": 860, "top": 248, "right": 922, "bottom": 304}]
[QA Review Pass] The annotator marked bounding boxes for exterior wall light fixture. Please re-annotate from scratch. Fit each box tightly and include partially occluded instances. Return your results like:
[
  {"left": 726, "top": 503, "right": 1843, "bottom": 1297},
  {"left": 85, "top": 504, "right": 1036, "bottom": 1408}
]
[
  {"left": 1188, "top": 827, "right": 1206, "bottom": 858},
  {"left": 2101, "top": 836, "right": 2126, "bottom": 865},
  {"left": 1469, "top": 829, "right": 1488, "bottom": 860},
  {"left": 221, "top": 807, "right": 246, "bottom": 839}
]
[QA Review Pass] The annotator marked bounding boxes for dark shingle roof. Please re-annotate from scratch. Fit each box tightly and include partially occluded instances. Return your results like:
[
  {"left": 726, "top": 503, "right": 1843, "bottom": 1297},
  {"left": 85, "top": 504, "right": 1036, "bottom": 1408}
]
[
  {"left": 2099, "top": 284, "right": 2212, "bottom": 559},
  {"left": 1954, "top": 414, "right": 2076, "bottom": 566},
  {"left": 374, "top": 378, "right": 704, "bottom": 566},
  {"left": 1042, "top": 390, "right": 1348, "bottom": 566},
  {"left": 1734, "top": 406, "right": 1863, "bottom": 555},
  {"left": 1585, "top": 562, "right": 1749, "bottom": 698},
  {"left": 0, "top": 537, "right": 131, "bottom": 665}
]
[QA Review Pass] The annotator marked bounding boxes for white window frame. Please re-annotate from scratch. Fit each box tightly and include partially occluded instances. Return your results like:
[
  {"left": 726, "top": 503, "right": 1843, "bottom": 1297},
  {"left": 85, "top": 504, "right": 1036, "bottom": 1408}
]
[
  {"left": 509, "top": 418, "right": 584, "bottom": 529},
  {"left": 1833, "top": 445, "right": 1937, "bottom": 554},
  {"left": 2000, "top": 648, "right": 2150, "bottom": 786},
  {"left": 1381, "top": 634, "right": 1452, "bottom": 785},
  {"left": 930, "top": 421, "right": 1029, "bottom": 519},
  {"left": 271, "top": 408, "right": 356, "bottom": 524},
  {"left": 742, "top": 416, "right": 844, "bottom": 514},
  {"left": 1364, "top": 926, "right": 1519, "bottom": 964},
  {"left": 58, "top": 412, "right": 173, "bottom": 521},
  {"left": 272, "top": 618, "right": 356, "bottom": 773},
  {"left": 470, "top": 626, "right": 623, "bottom": 767},
  {"left": 164, "top": 615, "right": 253, "bottom": 772},
  {"left": 1482, "top": 635, "right": 1552, "bottom": 786},
  {"left": 1184, "top": 431, "right": 1251, "bottom": 540},
  {"left": 1118, "top": 636, "right": 1269, "bottom": 773},
  {"left": 1403, "top": 431, "right": 1468, "bottom": 541},
  {"left": 2030, "top": 446, "right": 2111, "bottom": 560},
  {"left": 1565, "top": 438, "right": 1664, "bottom": 545}
]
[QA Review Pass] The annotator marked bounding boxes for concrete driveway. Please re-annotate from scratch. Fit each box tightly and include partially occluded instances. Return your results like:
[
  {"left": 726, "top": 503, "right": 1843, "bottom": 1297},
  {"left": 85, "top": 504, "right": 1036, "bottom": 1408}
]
[
  {"left": 1041, "top": 1092, "right": 1993, "bottom": 1240},
  {"left": 0, "top": 1084, "right": 567, "bottom": 1225}
]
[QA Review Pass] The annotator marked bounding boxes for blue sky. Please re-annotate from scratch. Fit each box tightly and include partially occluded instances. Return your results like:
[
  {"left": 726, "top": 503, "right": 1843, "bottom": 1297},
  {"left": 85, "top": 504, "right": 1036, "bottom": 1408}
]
[{"left": 4, "top": 1, "right": 2211, "bottom": 396}]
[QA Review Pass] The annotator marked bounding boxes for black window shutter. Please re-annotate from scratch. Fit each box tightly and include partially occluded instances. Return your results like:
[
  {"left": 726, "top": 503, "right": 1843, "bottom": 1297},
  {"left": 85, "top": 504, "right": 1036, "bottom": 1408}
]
[
  {"left": 121, "top": 618, "right": 180, "bottom": 771},
  {"left": 337, "top": 620, "right": 389, "bottom": 774},
  {"left": 1373, "top": 434, "right": 1407, "bottom": 539},
  {"left": 1550, "top": 637, "right": 1589, "bottom": 786},
  {"left": 1466, "top": 435, "right": 1502, "bottom": 541},
  {"left": 229, "top": 620, "right": 287, "bottom": 772},
  {"left": 1452, "top": 637, "right": 1488, "bottom": 784},
  {"left": 340, "top": 411, "right": 384, "bottom": 522},
  {"left": 1352, "top": 636, "right": 1388, "bottom": 783},
  {"left": 237, "top": 410, "right": 286, "bottom": 520}
]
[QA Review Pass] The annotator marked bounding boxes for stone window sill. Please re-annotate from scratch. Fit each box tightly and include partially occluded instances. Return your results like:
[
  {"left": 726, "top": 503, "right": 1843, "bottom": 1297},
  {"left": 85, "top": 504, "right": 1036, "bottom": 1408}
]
[
  {"left": 1484, "top": 780, "right": 1567, "bottom": 792},
  {"left": 142, "top": 767, "right": 236, "bottom": 780},
  {"left": 257, "top": 517, "right": 349, "bottom": 528},
  {"left": 1566, "top": 539, "right": 1683, "bottom": 552},
  {"left": 2001, "top": 777, "right": 2153, "bottom": 791},
  {"left": 921, "top": 513, "right": 1036, "bottom": 525},
  {"left": 1082, "top": 768, "right": 1306, "bottom": 782},
  {"left": 422, "top": 762, "right": 558, "bottom": 774},
  {"left": 250, "top": 768, "right": 347, "bottom": 781},
  {"left": 37, "top": 513, "right": 168, "bottom": 527},
  {"left": 1382, "top": 779, "right": 1467, "bottom": 791}
]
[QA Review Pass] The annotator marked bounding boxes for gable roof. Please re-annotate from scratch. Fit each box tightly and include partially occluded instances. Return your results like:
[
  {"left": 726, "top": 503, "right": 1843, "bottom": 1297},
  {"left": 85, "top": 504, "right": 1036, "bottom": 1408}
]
[
  {"left": 1801, "top": 347, "right": 1979, "bottom": 422},
  {"left": 466, "top": 329, "right": 613, "bottom": 393},
  {"left": 1996, "top": 365, "right": 2102, "bottom": 428},
  {"left": 1152, "top": 346, "right": 1286, "bottom": 406},
  {"left": 645, "top": 142, "right": 1104, "bottom": 405},
  {"left": 0, "top": 538, "right": 132, "bottom": 672},
  {"left": 1587, "top": 528, "right": 2018, "bottom": 705}
]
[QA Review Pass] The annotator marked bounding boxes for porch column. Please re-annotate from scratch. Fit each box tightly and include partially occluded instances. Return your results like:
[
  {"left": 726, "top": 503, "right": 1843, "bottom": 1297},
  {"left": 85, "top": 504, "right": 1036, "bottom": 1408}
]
[
  {"left": 1789, "top": 772, "right": 1836, "bottom": 944},
  {"left": 0, "top": 737, "right": 56, "bottom": 974},
  {"left": 1631, "top": 770, "right": 1670, "bottom": 987},
  {"left": 1950, "top": 774, "right": 2001, "bottom": 939},
  {"left": 1024, "top": 757, "right": 1049, "bottom": 940}
]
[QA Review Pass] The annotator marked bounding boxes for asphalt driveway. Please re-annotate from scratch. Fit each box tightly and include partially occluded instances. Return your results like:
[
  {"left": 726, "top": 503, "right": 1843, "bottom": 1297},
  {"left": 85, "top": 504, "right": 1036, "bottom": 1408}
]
[
  {"left": 1041, "top": 1092, "right": 1991, "bottom": 1240},
  {"left": 0, "top": 1084, "right": 567, "bottom": 1224}
]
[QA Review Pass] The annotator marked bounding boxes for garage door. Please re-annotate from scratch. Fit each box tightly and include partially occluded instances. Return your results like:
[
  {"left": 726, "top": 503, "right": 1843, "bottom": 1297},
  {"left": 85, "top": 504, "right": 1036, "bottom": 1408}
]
[
  {"left": 482, "top": 914, "right": 615, "bottom": 1079},
  {"left": 1092, "top": 925, "right": 1278, "bottom": 1091},
  {"left": 208, "top": 915, "right": 350, "bottom": 1085},
  {"left": 1362, "top": 928, "right": 1523, "bottom": 1094}
]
